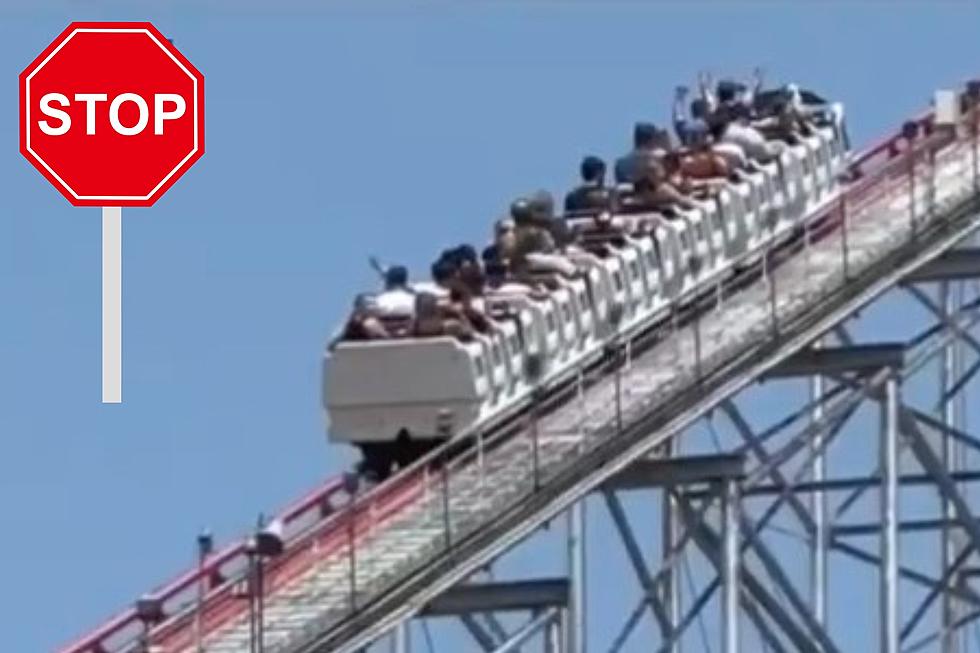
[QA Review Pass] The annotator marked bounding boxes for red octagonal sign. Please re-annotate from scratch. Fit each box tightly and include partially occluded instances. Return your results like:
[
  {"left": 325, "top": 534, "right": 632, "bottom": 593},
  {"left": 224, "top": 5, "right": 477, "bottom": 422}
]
[{"left": 19, "top": 22, "right": 205, "bottom": 207}]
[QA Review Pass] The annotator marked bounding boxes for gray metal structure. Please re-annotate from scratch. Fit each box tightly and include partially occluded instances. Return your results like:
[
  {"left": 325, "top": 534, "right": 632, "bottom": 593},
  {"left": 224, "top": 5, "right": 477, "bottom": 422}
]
[{"left": 61, "top": 95, "right": 980, "bottom": 653}]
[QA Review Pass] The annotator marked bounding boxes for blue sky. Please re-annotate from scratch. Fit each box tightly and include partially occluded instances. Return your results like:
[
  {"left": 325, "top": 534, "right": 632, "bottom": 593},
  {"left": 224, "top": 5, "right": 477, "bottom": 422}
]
[{"left": 3, "top": 2, "right": 980, "bottom": 652}]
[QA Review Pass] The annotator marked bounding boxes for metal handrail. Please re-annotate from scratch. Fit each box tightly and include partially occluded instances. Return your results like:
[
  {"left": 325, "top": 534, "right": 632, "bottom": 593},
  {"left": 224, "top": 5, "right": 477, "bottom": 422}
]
[
  {"left": 58, "top": 98, "right": 980, "bottom": 653},
  {"left": 292, "top": 106, "right": 969, "bottom": 650}
]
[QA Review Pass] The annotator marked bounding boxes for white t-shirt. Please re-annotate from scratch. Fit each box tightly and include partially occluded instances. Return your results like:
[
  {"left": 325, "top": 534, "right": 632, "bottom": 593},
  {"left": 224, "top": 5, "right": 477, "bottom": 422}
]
[
  {"left": 411, "top": 281, "right": 449, "bottom": 298},
  {"left": 374, "top": 288, "right": 416, "bottom": 316},
  {"left": 722, "top": 122, "right": 783, "bottom": 161},
  {"left": 488, "top": 282, "right": 536, "bottom": 296},
  {"left": 712, "top": 142, "right": 748, "bottom": 169}
]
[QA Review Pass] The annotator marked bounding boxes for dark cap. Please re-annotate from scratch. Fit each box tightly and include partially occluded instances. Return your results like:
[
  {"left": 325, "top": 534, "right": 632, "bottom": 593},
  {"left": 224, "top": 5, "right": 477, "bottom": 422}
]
[
  {"left": 690, "top": 98, "right": 709, "bottom": 118},
  {"left": 580, "top": 155, "right": 606, "bottom": 182},
  {"left": 481, "top": 245, "right": 499, "bottom": 263},
  {"left": 968, "top": 80, "right": 980, "bottom": 100},
  {"left": 431, "top": 259, "right": 456, "bottom": 283},
  {"left": 716, "top": 79, "right": 745, "bottom": 104},
  {"left": 510, "top": 197, "right": 535, "bottom": 224},
  {"left": 453, "top": 244, "right": 478, "bottom": 266},
  {"left": 384, "top": 265, "right": 408, "bottom": 288},
  {"left": 634, "top": 122, "right": 658, "bottom": 147}
]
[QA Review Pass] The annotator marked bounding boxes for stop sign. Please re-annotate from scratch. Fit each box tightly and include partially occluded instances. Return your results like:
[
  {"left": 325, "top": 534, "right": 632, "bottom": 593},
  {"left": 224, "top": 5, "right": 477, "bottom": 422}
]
[{"left": 19, "top": 22, "right": 205, "bottom": 207}]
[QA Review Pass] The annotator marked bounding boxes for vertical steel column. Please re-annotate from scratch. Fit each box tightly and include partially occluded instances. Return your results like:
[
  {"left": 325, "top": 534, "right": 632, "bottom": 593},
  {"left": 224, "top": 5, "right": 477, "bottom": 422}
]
[
  {"left": 567, "top": 500, "right": 586, "bottom": 653},
  {"left": 972, "top": 92, "right": 979, "bottom": 194},
  {"left": 392, "top": 620, "right": 410, "bottom": 653},
  {"left": 614, "top": 342, "right": 624, "bottom": 433},
  {"left": 810, "top": 341, "right": 827, "bottom": 628},
  {"left": 839, "top": 194, "right": 850, "bottom": 281},
  {"left": 255, "top": 556, "right": 265, "bottom": 653},
  {"left": 880, "top": 374, "right": 900, "bottom": 653},
  {"left": 766, "top": 246, "right": 779, "bottom": 336},
  {"left": 545, "top": 610, "right": 562, "bottom": 653},
  {"left": 247, "top": 545, "right": 258, "bottom": 653},
  {"left": 662, "top": 438, "right": 681, "bottom": 653},
  {"left": 967, "top": 96, "right": 980, "bottom": 603},
  {"left": 952, "top": 276, "right": 967, "bottom": 653},
  {"left": 531, "top": 398, "right": 542, "bottom": 491},
  {"left": 560, "top": 609, "right": 569, "bottom": 653},
  {"left": 195, "top": 531, "right": 213, "bottom": 653},
  {"left": 940, "top": 281, "right": 957, "bottom": 653},
  {"left": 721, "top": 479, "right": 740, "bottom": 653},
  {"left": 905, "top": 122, "right": 918, "bottom": 236}
]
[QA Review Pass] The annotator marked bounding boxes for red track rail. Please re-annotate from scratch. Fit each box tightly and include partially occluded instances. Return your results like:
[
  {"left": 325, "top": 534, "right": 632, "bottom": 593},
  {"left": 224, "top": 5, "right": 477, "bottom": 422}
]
[
  {"left": 56, "top": 476, "right": 344, "bottom": 653},
  {"left": 57, "top": 100, "right": 975, "bottom": 653}
]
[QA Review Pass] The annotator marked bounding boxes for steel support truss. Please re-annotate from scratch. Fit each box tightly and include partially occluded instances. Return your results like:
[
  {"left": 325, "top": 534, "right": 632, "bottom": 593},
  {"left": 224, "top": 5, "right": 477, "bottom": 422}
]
[
  {"left": 65, "top": 80, "right": 980, "bottom": 653},
  {"left": 345, "top": 245, "right": 980, "bottom": 653}
]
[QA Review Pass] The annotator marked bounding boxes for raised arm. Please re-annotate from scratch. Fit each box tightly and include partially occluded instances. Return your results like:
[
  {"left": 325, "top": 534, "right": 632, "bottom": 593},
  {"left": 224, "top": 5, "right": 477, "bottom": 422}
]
[
  {"left": 672, "top": 85, "right": 689, "bottom": 123},
  {"left": 672, "top": 85, "right": 690, "bottom": 143},
  {"left": 743, "top": 66, "right": 765, "bottom": 107},
  {"left": 698, "top": 71, "right": 717, "bottom": 112}
]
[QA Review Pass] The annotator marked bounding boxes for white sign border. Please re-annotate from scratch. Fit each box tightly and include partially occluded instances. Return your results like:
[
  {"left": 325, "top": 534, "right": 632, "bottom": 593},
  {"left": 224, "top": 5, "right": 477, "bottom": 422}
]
[{"left": 24, "top": 28, "right": 200, "bottom": 202}]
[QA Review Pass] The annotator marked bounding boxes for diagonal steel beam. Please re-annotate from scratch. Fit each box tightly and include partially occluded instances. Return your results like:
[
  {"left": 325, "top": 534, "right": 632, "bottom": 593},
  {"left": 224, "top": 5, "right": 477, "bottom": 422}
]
[
  {"left": 721, "top": 400, "right": 816, "bottom": 533},
  {"left": 833, "top": 449, "right": 907, "bottom": 523},
  {"left": 903, "top": 291, "right": 980, "bottom": 354},
  {"left": 653, "top": 576, "right": 789, "bottom": 653},
  {"left": 469, "top": 571, "right": 524, "bottom": 651},
  {"left": 831, "top": 324, "right": 852, "bottom": 346},
  {"left": 902, "top": 607, "right": 980, "bottom": 653},
  {"left": 745, "top": 367, "right": 891, "bottom": 489},
  {"left": 687, "top": 470, "right": 980, "bottom": 500},
  {"left": 898, "top": 408, "right": 980, "bottom": 557},
  {"left": 740, "top": 596, "right": 791, "bottom": 653},
  {"left": 906, "top": 408, "right": 980, "bottom": 458},
  {"left": 607, "top": 597, "right": 648, "bottom": 653},
  {"left": 906, "top": 283, "right": 980, "bottom": 422},
  {"left": 604, "top": 491, "right": 674, "bottom": 638},
  {"left": 832, "top": 517, "right": 958, "bottom": 537},
  {"left": 677, "top": 497, "right": 825, "bottom": 653},
  {"left": 731, "top": 383, "right": 849, "bottom": 459},
  {"left": 650, "top": 380, "right": 864, "bottom": 653},
  {"left": 672, "top": 398, "right": 856, "bottom": 653},
  {"left": 738, "top": 512, "right": 844, "bottom": 653},
  {"left": 653, "top": 577, "right": 718, "bottom": 653},
  {"left": 905, "top": 284, "right": 980, "bottom": 357},
  {"left": 635, "top": 372, "right": 872, "bottom": 651},
  {"left": 644, "top": 387, "right": 857, "bottom": 637},
  {"left": 659, "top": 403, "right": 848, "bottom": 652},
  {"left": 826, "top": 355, "right": 980, "bottom": 553},
  {"left": 748, "top": 395, "right": 863, "bottom": 520},
  {"left": 828, "top": 300, "right": 980, "bottom": 521},
  {"left": 490, "top": 609, "right": 559, "bottom": 653},
  {"left": 644, "top": 488, "right": 723, "bottom": 616},
  {"left": 680, "top": 500, "right": 840, "bottom": 653},
  {"left": 936, "top": 342, "right": 980, "bottom": 409},
  {"left": 480, "top": 615, "right": 509, "bottom": 647},
  {"left": 900, "top": 546, "right": 974, "bottom": 642},
  {"left": 830, "top": 539, "right": 980, "bottom": 606},
  {"left": 460, "top": 615, "right": 497, "bottom": 652}
]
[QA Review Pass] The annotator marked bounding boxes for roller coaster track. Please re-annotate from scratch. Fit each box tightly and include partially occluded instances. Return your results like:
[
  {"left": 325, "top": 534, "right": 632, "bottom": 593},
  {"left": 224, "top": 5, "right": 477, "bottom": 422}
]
[{"left": 61, "top": 107, "right": 980, "bottom": 653}]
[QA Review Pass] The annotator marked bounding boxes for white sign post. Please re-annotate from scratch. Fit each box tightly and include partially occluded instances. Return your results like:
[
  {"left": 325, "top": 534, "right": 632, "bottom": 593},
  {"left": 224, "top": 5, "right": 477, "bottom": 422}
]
[
  {"left": 20, "top": 23, "right": 204, "bottom": 405},
  {"left": 102, "top": 206, "right": 122, "bottom": 404}
]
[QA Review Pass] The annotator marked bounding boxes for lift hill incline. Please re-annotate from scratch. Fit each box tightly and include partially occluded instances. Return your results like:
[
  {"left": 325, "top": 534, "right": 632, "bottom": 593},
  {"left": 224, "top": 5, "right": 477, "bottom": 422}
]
[{"left": 59, "top": 87, "right": 980, "bottom": 653}]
